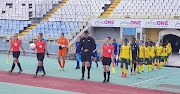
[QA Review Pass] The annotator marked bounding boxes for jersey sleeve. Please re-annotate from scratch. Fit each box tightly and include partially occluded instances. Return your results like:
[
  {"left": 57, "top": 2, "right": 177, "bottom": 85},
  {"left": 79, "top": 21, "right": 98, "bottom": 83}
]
[
  {"left": 129, "top": 46, "right": 132, "bottom": 61},
  {"left": 58, "top": 39, "right": 60, "bottom": 44},
  {"left": 96, "top": 43, "right": 98, "bottom": 47}
]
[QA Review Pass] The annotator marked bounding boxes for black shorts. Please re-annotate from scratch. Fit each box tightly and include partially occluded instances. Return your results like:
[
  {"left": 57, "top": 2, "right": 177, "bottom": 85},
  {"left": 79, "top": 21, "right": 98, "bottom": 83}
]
[
  {"left": 81, "top": 52, "right": 91, "bottom": 62},
  {"left": 37, "top": 53, "right": 44, "bottom": 61},
  {"left": 13, "top": 51, "right": 20, "bottom": 59},
  {"left": 102, "top": 57, "right": 112, "bottom": 66}
]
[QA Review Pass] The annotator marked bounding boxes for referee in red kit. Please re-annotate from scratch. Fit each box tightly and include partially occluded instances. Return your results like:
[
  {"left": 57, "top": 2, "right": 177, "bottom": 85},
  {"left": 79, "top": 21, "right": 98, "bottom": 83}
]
[{"left": 77, "top": 31, "right": 96, "bottom": 80}]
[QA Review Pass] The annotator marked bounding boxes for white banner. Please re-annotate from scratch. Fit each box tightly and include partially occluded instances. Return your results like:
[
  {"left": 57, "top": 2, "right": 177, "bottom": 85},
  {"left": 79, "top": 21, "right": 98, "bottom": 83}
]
[{"left": 90, "top": 18, "right": 180, "bottom": 29}]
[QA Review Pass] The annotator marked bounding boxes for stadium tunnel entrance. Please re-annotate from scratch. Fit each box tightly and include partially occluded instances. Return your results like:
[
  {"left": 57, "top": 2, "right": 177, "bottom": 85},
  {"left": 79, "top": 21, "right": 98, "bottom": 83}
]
[
  {"left": 163, "top": 34, "right": 180, "bottom": 53},
  {"left": 158, "top": 29, "right": 180, "bottom": 53}
]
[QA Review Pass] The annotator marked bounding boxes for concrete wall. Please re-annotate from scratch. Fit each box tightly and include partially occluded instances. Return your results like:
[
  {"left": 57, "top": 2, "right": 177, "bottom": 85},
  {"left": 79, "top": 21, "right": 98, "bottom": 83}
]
[
  {"left": 91, "top": 27, "right": 120, "bottom": 40},
  {"left": 146, "top": 28, "right": 163, "bottom": 43}
]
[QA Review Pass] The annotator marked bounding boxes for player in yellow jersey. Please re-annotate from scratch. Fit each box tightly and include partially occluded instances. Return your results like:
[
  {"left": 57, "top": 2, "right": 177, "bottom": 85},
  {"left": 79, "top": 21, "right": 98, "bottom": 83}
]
[
  {"left": 119, "top": 39, "right": 132, "bottom": 77},
  {"left": 162, "top": 43, "right": 168, "bottom": 66},
  {"left": 150, "top": 42, "right": 156, "bottom": 70},
  {"left": 166, "top": 41, "right": 172, "bottom": 62},
  {"left": 137, "top": 40, "right": 145, "bottom": 74},
  {"left": 144, "top": 42, "right": 151, "bottom": 72},
  {"left": 156, "top": 41, "right": 163, "bottom": 69}
]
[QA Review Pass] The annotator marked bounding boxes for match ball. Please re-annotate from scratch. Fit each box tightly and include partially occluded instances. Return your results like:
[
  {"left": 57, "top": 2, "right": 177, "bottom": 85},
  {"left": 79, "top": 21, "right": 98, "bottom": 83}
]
[{"left": 29, "top": 43, "right": 36, "bottom": 49}]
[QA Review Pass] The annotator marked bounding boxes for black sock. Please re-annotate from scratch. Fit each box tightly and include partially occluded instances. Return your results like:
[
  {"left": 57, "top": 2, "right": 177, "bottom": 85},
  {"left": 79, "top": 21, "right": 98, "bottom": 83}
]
[
  {"left": 87, "top": 67, "right": 90, "bottom": 77},
  {"left": 104, "top": 72, "right": 106, "bottom": 80},
  {"left": 17, "top": 63, "right": 22, "bottom": 71},
  {"left": 36, "top": 66, "right": 40, "bottom": 75},
  {"left": 134, "top": 64, "right": 136, "bottom": 72},
  {"left": 107, "top": 71, "right": 110, "bottom": 79},
  {"left": 41, "top": 66, "right": 45, "bottom": 74},
  {"left": 131, "top": 67, "right": 133, "bottom": 72},
  {"left": 11, "top": 64, "right": 15, "bottom": 72},
  {"left": 82, "top": 66, "right": 85, "bottom": 77}
]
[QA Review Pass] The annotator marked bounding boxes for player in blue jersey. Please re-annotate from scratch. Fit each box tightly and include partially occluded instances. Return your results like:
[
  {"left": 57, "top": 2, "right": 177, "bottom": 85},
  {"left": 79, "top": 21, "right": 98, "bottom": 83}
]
[
  {"left": 117, "top": 40, "right": 123, "bottom": 66},
  {"left": 112, "top": 39, "right": 118, "bottom": 66},
  {"left": 91, "top": 37, "right": 98, "bottom": 68},
  {"left": 75, "top": 36, "right": 81, "bottom": 69}
]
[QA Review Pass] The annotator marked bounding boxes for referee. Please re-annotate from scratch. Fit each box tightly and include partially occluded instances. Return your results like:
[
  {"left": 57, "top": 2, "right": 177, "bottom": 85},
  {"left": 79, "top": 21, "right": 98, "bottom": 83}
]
[{"left": 77, "top": 31, "right": 96, "bottom": 80}]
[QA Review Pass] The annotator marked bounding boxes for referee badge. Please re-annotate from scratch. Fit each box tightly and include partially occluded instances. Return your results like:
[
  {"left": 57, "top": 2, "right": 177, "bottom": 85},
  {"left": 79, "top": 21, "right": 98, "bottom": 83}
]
[
  {"left": 108, "top": 49, "right": 111, "bottom": 52},
  {"left": 15, "top": 43, "right": 17, "bottom": 46},
  {"left": 39, "top": 45, "right": 42, "bottom": 48}
]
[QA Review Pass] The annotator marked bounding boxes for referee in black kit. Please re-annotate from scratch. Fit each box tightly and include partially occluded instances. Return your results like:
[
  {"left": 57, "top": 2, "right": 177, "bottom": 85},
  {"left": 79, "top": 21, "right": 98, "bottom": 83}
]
[{"left": 77, "top": 30, "right": 96, "bottom": 80}]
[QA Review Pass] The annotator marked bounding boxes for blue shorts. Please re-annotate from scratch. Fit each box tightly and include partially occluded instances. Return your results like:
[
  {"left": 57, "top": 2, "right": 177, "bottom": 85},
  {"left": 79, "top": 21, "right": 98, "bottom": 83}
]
[
  {"left": 114, "top": 52, "right": 117, "bottom": 55},
  {"left": 92, "top": 53, "right": 97, "bottom": 57},
  {"left": 77, "top": 54, "right": 81, "bottom": 62}
]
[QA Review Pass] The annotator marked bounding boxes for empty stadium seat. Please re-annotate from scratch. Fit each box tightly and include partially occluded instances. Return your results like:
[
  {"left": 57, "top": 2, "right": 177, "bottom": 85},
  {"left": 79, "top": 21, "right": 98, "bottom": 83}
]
[
  {"left": 109, "top": 0, "right": 180, "bottom": 19},
  {"left": 0, "top": 0, "right": 62, "bottom": 20},
  {"left": 48, "top": 0, "right": 111, "bottom": 22},
  {"left": 24, "top": 21, "right": 83, "bottom": 39},
  {"left": 0, "top": 20, "right": 31, "bottom": 35}
]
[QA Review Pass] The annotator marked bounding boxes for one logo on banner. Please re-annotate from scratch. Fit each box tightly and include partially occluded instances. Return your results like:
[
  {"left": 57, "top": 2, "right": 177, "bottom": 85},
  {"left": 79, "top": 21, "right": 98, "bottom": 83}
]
[
  {"left": 120, "top": 20, "right": 141, "bottom": 27},
  {"left": 94, "top": 20, "right": 114, "bottom": 26},
  {"left": 145, "top": 20, "right": 169, "bottom": 27}
]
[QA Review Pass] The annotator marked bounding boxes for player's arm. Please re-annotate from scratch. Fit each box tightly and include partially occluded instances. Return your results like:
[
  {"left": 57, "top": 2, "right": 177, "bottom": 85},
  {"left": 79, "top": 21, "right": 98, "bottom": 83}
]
[
  {"left": 143, "top": 47, "right": 145, "bottom": 60},
  {"left": 130, "top": 47, "right": 132, "bottom": 61},
  {"left": 77, "top": 39, "right": 82, "bottom": 55},
  {"left": 137, "top": 46, "right": 139, "bottom": 58},
  {"left": 8, "top": 45, "right": 12, "bottom": 54},
  {"left": 111, "top": 49, "right": 115, "bottom": 62},
  {"left": 44, "top": 44, "right": 49, "bottom": 57},
  {"left": 119, "top": 46, "right": 123, "bottom": 60},
  {"left": 93, "top": 44, "right": 98, "bottom": 53},
  {"left": 91, "top": 38, "right": 96, "bottom": 52},
  {"left": 117, "top": 46, "right": 119, "bottom": 54},
  {"left": 20, "top": 45, "right": 26, "bottom": 55},
  {"left": 100, "top": 47, "right": 104, "bottom": 62},
  {"left": 65, "top": 39, "right": 68, "bottom": 47}
]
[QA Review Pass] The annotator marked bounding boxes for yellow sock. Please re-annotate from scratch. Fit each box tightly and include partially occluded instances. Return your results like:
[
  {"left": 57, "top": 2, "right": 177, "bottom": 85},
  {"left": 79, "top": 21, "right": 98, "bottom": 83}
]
[
  {"left": 167, "top": 58, "right": 169, "bottom": 62},
  {"left": 150, "top": 65, "right": 152, "bottom": 69},
  {"left": 139, "top": 66, "right": 142, "bottom": 73},
  {"left": 125, "top": 69, "right": 128, "bottom": 74},
  {"left": 137, "top": 65, "right": 139, "bottom": 72},
  {"left": 143, "top": 64, "right": 145, "bottom": 71},
  {"left": 147, "top": 65, "right": 149, "bottom": 71},
  {"left": 121, "top": 68, "right": 124, "bottom": 73}
]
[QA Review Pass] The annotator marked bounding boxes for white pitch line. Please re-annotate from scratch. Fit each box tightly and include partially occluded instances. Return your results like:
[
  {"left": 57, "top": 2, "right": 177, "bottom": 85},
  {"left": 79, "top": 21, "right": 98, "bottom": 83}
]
[{"left": 128, "top": 71, "right": 179, "bottom": 86}]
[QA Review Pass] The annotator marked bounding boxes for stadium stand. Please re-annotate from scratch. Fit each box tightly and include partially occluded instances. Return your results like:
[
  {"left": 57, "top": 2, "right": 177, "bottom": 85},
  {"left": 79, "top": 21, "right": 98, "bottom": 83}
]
[
  {"left": 0, "top": 0, "right": 62, "bottom": 20},
  {"left": 108, "top": 0, "right": 180, "bottom": 19},
  {"left": 23, "top": 21, "right": 84, "bottom": 39},
  {"left": 0, "top": 20, "right": 31, "bottom": 36},
  {"left": 47, "top": 0, "right": 111, "bottom": 22}
]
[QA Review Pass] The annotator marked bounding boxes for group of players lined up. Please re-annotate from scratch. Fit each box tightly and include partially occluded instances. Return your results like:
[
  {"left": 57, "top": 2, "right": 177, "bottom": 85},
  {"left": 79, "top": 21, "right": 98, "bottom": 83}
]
[
  {"left": 7, "top": 31, "right": 172, "bottom": 83},
  {"left": 74, "top": 33, "right": 172, "bottom": 82}
]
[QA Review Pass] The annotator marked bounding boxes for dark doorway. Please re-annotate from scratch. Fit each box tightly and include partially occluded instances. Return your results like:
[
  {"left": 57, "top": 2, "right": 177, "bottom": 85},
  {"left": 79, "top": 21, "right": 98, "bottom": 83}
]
[{"left": 163, "top": 34, "right": 180, "bottom": 53}]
